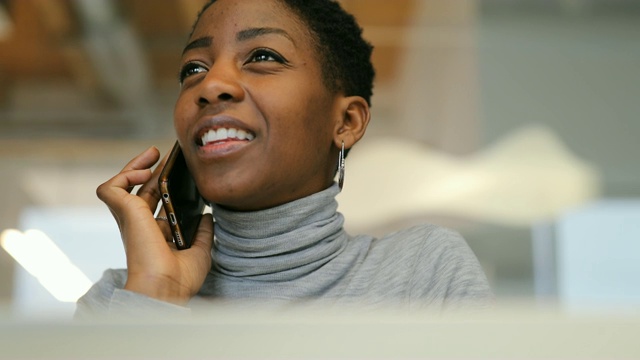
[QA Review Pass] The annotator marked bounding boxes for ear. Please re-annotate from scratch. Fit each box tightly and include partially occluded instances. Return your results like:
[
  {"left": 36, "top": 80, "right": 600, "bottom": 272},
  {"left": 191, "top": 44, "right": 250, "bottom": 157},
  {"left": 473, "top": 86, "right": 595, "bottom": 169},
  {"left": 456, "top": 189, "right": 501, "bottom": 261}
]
[{"left": 333, "top": 96, "right": 370, "bottom": 149}]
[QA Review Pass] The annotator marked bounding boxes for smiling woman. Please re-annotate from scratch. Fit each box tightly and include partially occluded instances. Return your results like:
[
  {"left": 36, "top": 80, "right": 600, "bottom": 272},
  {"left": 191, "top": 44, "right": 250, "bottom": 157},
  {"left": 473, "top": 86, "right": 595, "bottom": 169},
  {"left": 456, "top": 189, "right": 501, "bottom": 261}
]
[
  {"left": 174, "top": 0, "right": 373, "bottom": 212},
  {"left": 76, "top": 0, "right": 492, "bottom": 318}
]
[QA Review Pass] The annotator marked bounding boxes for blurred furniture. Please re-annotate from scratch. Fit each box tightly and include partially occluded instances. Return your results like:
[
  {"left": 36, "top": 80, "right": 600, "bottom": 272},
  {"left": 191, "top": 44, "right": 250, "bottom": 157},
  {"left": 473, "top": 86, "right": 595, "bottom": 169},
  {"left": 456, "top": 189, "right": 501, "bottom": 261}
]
[{"left": 533, "top": 200, "right": 640, "bottom": 310}]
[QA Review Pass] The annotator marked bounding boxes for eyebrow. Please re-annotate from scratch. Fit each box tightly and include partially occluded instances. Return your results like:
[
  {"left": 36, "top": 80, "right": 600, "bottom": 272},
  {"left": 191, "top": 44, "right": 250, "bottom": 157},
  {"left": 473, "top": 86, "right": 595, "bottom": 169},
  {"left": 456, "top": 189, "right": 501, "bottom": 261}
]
[
  {"left": 182, "top": 36, "right": 212, "bottom": 55},
  {"left": 236, "top": 27, "right": 294, "bottom": 44},
  {"left": 181, "top": 27, "right": 295, "bottom": 55}
]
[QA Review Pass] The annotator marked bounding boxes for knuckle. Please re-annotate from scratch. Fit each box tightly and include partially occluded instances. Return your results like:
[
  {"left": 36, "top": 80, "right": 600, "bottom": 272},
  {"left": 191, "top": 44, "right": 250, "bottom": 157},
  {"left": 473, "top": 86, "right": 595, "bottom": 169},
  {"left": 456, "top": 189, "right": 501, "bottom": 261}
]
[{"left": 96, "top": 182, "right": 108, "bottom": 200}]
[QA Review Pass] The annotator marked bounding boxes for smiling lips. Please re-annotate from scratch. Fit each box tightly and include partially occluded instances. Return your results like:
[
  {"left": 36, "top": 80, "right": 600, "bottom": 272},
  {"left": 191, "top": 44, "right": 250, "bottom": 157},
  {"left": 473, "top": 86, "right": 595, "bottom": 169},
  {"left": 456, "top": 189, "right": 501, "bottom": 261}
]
[{"left": 200, "top": 127, "right": 255, "bottom": 146}]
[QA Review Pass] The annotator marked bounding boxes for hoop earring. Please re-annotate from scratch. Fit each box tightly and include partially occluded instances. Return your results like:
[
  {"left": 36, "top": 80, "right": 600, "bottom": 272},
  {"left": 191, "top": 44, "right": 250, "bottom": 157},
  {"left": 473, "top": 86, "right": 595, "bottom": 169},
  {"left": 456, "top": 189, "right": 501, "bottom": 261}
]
[{"left": 338, "top": 140, "right": 345, "bottom": 190}]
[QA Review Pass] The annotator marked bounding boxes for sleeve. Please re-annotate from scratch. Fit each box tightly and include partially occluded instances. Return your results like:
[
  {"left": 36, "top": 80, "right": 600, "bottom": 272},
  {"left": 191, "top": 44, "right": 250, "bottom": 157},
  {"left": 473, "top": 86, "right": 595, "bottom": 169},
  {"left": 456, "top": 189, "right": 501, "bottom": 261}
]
[{"left": 74, "top": 269, "right": 191, "bottom": 320}]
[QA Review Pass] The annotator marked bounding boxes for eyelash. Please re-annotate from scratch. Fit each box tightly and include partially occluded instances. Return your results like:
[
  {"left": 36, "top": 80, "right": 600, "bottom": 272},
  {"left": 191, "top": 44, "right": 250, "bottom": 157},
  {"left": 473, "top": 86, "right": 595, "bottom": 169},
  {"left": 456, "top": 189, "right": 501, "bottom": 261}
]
[
  {"left": 178, "top": 49, "right": 289, "bottom": 84},
  {"left": 247, "top": 48, "right": 287, "bottom": 64},
  {"left": 178, "top": 62, "right": 206, "bottom": 84}
]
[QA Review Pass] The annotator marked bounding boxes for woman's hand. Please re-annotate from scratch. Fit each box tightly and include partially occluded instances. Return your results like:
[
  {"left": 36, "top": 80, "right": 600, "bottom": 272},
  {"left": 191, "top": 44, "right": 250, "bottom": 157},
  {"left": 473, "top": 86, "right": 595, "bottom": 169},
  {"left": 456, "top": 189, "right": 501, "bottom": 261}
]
[{"left": 96, "top": 146, "right": 213, "bottom": 305}]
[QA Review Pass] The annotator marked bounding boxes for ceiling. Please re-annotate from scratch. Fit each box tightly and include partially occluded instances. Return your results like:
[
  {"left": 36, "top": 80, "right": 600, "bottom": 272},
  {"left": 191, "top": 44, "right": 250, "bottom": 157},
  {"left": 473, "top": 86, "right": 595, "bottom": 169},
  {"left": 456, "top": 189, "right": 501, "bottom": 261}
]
[
  {"left": 0, "top": 0, "right": 422, "bottom": 138},
  {"left": 1, "top": 0, "right": 637, "bottom": 143}
]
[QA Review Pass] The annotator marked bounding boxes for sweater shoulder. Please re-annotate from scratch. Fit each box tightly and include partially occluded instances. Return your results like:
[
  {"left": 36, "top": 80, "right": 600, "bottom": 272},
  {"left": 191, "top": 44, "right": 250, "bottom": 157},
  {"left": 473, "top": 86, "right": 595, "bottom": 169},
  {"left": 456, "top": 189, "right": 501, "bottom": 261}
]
[
  {"left": 360, "top": 223, "right": 493, "bottom": 305},
  {"left": 353, "top": 222, "right": 474, "bottom": 281},
  {"left": 377, "top": 223, "right": 483, "bottom": 276},
  {"left": 374, "top": 223, "right": 468, "bottom": 255}
]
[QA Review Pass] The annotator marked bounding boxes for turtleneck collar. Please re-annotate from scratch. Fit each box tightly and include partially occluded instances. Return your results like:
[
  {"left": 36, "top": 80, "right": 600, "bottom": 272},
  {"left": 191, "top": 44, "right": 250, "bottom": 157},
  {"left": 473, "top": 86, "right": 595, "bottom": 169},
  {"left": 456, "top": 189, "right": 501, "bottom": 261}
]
[{"left": 210, "top": 183, "right": 348, "bottom": 280}]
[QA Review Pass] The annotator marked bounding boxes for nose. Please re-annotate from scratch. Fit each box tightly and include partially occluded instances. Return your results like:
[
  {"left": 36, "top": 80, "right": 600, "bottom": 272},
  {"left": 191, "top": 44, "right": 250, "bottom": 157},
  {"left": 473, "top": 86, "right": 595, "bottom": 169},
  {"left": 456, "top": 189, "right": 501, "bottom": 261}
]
[{"left": 196, "top": 60, "right": 245, "bottom": 106}]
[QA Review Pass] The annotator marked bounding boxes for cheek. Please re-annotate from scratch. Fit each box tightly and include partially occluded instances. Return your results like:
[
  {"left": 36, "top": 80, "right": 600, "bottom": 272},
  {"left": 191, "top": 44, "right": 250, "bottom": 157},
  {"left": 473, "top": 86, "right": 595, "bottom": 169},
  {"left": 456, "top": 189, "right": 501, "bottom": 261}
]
[
  {"left": 269, "top": 98, "right": 334, "bottom": 166},
  {"left": 268, "top": 100, "right": 327, "bottom": 148},
  {"left": 298, "top": 94, "right": 336, "bottom": 139},
  {"left": 173, "top": 96, "right": 193, "bottom": 139}
]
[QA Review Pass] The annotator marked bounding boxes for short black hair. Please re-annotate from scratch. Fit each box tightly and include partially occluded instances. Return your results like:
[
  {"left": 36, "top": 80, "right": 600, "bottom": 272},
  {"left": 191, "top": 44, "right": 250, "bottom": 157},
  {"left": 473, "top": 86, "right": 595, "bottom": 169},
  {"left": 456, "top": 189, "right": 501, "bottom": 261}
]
[{"left": 191, "top": 0, "right": 375, "bottom": 106}]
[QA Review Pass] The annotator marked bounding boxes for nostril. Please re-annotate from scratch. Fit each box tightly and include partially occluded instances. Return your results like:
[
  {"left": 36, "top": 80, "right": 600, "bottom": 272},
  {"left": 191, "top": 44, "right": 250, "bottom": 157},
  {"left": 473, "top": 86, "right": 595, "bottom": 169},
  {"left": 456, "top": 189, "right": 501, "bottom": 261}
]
[
  {"left": 218, "top": 93, "right": 233, "bottom": 101},
  {"left": 198, "top": 97, "right": 209, "bottom": 106}
]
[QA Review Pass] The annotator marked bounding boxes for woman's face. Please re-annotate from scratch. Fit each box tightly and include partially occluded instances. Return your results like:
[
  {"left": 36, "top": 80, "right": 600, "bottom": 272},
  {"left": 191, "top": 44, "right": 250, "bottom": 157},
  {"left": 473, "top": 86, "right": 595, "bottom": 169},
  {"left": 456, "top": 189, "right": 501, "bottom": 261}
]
[{"left": 174, "top": 0, "right": 342, "bottom": 211}]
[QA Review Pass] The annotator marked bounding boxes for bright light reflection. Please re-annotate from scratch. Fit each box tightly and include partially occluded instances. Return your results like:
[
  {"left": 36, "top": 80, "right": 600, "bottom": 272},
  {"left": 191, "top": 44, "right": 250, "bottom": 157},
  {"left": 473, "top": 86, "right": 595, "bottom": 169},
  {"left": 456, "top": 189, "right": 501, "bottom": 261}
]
[{"left": 1, "top": 229, "right": 92, "bottom": 302}]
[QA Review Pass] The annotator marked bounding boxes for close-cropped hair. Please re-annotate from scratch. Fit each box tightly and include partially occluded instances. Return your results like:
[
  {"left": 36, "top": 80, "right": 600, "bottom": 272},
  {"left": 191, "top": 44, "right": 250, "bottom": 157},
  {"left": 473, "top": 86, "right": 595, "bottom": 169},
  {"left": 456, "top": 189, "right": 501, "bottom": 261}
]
[{"left": 192, "top": 0, "right": 376, "bottom": 106}]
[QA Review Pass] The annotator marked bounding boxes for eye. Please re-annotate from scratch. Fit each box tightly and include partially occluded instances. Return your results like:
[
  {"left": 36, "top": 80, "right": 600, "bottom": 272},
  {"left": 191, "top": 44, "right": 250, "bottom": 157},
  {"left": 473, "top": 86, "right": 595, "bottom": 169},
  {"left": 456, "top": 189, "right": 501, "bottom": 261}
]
[
  {"left": 247, "top": 49, "right": 287, "bottom": 64},
  {"left": 178, "top": 62, "right": 207, "bottom": 84}
]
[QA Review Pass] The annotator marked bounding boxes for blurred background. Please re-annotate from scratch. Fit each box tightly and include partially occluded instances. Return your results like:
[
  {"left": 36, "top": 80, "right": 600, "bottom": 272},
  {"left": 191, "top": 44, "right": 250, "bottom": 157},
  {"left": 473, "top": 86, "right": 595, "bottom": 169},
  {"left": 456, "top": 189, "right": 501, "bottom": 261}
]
[{"left": 0, "top": 0, "right": 639, "bottom": 320}]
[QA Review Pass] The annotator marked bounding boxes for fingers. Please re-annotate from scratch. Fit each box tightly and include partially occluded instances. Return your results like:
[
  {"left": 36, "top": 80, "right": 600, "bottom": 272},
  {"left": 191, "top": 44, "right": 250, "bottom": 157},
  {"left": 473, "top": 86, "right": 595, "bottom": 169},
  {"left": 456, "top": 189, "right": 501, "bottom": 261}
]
[
  {"left": 97, "top": 146, "right": 159, "bottom": 202},
  {"left": 120, "top": 146, "right": 161, "bottom": 173},
  {"left": 137, "top": 151, "right": 171, "bottom": 211},
  {"left": 96, "top": 168, "right": 154, "bottom": 214},
  {"left": 96, "top": 146, "right": 161, "bottom": 226}
]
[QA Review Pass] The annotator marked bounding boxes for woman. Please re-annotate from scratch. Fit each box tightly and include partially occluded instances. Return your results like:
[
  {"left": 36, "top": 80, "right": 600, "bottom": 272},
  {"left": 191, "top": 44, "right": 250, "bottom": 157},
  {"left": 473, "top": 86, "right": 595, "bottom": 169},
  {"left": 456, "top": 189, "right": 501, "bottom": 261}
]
[{"left": 77, "top": 0, "right": 492, "bottom": 316}]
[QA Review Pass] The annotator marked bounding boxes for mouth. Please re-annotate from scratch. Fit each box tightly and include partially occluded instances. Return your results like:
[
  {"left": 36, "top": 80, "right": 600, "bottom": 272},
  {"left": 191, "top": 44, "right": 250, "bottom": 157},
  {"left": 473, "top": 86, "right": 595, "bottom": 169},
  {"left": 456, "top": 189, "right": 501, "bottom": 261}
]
[
  {"left": 192, "top": 116, "right": 258, "bottom": 158},
  {"left": 198, "top": 127, "right": 256, "bottom": 147}
]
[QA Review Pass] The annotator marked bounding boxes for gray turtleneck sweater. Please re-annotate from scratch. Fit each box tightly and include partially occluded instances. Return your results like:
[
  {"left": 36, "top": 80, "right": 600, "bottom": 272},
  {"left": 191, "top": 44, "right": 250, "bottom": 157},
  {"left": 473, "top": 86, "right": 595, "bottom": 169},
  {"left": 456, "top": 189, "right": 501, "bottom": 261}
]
[{"left": 76, "top": 184, "right": 492, "bottom": 317}]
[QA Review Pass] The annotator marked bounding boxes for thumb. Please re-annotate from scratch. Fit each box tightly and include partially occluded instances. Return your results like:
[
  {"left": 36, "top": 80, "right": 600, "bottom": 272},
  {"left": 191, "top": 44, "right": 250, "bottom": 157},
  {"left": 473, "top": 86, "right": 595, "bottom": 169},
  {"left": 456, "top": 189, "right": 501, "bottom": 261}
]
[{"left": 190, "top": 213, "right": 214, "bottom": 255}]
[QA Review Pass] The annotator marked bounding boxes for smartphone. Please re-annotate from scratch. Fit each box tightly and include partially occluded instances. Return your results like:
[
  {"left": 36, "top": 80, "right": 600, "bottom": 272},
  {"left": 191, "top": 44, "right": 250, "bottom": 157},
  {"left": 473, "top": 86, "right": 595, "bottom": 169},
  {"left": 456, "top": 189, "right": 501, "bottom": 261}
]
[{"left": 158, "top": 141, "right": 206, "bottom": 250}]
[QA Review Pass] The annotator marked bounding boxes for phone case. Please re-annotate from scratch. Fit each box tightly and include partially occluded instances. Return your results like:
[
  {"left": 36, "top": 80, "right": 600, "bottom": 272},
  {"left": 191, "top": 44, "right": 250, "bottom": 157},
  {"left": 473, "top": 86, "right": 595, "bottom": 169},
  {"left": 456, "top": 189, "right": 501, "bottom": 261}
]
[{"left": 158, "top": 141, "right": 206, "bottom": 249}]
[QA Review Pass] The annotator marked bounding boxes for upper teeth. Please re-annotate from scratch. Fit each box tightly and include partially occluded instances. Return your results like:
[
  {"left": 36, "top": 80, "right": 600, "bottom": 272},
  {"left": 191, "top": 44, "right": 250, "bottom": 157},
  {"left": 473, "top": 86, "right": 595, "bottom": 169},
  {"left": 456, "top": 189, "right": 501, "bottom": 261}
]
[{"left": 201, "top": 128, "right": 254, "bottom": 145}]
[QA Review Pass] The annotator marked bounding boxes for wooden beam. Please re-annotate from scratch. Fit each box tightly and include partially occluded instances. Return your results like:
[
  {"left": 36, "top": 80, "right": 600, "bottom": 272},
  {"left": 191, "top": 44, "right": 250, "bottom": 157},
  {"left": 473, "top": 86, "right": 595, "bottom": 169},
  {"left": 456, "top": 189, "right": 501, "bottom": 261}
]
[
  {"left": 339, "top": 0, "right": 417, "bottom": 85},
  {"left": 340, "top": 0, "right": 417, "bottom": 26},
  {"left": 0, "top": 0, "right": 71, "bottom": 79},
  {"left": 33, "top": 0, "right": 76, "bottom": 39}
]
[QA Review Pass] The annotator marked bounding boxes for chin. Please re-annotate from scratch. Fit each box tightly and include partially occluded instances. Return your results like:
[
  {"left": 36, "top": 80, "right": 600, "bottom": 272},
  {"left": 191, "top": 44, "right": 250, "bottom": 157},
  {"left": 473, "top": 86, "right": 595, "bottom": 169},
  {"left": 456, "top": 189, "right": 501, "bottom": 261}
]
[{"left": 196, "top": 181, "right": 261, "bottom": 211}]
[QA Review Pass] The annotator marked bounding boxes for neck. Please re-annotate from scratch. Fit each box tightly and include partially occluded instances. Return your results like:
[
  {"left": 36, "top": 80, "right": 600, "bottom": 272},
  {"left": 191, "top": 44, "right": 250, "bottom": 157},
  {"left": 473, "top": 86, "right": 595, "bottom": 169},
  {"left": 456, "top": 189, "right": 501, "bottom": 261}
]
[{"left": 209, "top": 183, "right": 348, "bottom": 279}]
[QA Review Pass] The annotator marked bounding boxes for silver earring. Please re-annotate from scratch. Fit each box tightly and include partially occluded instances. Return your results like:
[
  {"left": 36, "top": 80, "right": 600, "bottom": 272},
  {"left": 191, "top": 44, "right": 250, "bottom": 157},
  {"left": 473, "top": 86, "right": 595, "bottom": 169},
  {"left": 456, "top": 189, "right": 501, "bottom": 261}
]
[{"left": 338, "top": 140, "right": 345, "bottom": 190}]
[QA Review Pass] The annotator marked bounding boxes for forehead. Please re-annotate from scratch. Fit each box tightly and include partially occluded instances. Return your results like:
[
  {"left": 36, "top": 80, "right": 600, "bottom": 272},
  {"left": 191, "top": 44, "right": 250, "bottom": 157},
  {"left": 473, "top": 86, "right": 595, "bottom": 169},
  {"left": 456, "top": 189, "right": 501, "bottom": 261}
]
[{"left": 192, "top": 0, "right": 310, "bottom": 44}]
